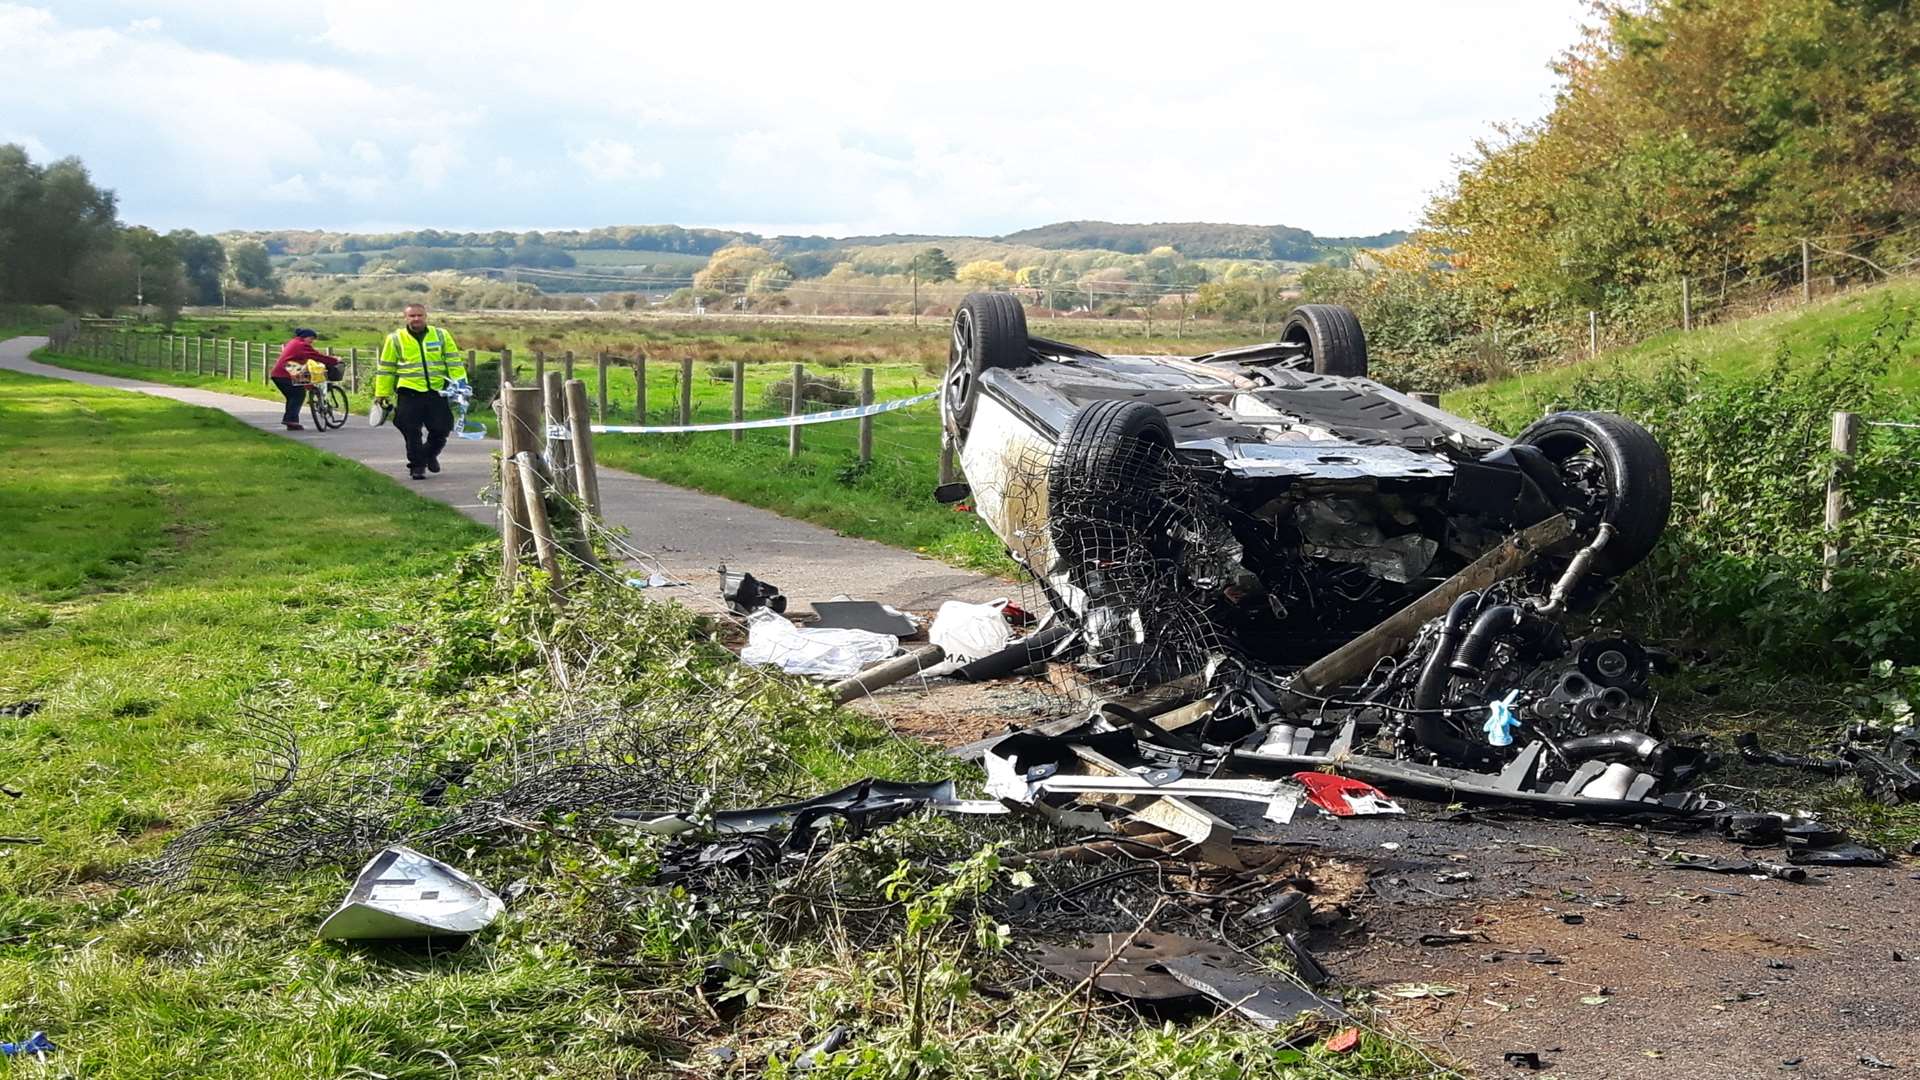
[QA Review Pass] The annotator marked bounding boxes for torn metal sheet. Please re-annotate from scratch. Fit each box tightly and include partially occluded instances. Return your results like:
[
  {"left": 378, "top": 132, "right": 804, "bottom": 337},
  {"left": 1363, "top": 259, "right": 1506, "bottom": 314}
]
[
  {"left": 1030, "top": 932, "right": 1346, "bottom": 1028},
  {"left": 984, "top": 730, "right": 1248, "bottom": 867},
  {"left": 318, "top": 845, "right": 504, "bottom": 940},
  {"left": 616, "top": 779, "right": 1006, "bottom": 838},
  {"left": 1028, "top": 775, "right": 1300, "bottom": 823},
  {"left": 1027, "top": 933, "right": 1203, "bottom": 1006},
  {"left": 1157, "top": 948, "right": 1349, "bottom": 1029}
]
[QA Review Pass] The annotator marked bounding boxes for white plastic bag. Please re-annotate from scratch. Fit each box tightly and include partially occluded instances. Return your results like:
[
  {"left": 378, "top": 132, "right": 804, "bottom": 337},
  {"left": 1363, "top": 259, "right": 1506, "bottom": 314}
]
[
  {"left": 928, "top": 598, "right": 1012, "bottom": 666},
  {"left": 741, "top": 610, "right": 897, "bottom": 679}
]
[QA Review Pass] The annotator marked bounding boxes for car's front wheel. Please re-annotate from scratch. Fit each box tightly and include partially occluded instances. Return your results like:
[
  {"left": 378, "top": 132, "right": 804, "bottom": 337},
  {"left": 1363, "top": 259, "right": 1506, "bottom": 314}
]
[{"left": 1514, "top": 410, "right": 1671, "bottom": 576}]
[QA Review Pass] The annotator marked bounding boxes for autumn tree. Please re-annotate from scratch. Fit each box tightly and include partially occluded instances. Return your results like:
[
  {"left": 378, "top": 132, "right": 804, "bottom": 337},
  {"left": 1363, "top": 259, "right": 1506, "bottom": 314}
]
[{"left": 694, "top": 243, "right": 777, "bottom": 293}]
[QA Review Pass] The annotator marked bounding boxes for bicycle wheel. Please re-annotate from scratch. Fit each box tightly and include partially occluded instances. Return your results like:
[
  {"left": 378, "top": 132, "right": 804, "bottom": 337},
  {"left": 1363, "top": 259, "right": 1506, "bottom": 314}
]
[
  {"left": 325, "top": 385, "right": 350, "bottom": 429},
  {"left": 307, "top": 387, "right": 326, "bottom": 430}
]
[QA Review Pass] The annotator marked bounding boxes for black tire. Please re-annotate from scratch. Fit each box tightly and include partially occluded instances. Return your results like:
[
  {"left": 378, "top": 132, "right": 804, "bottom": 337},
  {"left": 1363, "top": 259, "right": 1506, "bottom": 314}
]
[
  {"left": 307, "top": 387, "right": 327, "bottom": 431},
  {"left": 943, "top": 292, "right": 1028, "bottom": 438},
  {"left": 1515, "top": 410, "right": 1671, "bottom": 576},
  {"left": 1046, "top": 400, "right": 1174, "bottom": 574},
  {"left": 326, "top": 386, "right": 350, "bottom": 429},
  {"left": 1281, "top": 303, "right": 1369, "bottom": 376}
]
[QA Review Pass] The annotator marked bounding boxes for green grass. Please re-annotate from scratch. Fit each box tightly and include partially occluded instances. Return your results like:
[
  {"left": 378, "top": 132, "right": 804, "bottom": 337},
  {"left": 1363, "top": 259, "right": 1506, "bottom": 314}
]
[{"left": 1447, "top": 278, "right": 1920, "bottom": 427}]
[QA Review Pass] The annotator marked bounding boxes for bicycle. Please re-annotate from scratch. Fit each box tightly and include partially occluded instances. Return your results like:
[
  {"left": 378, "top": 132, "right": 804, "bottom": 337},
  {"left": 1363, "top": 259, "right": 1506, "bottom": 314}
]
[{"left": 295, "top": 360, "right": 350, "bottom": 431}]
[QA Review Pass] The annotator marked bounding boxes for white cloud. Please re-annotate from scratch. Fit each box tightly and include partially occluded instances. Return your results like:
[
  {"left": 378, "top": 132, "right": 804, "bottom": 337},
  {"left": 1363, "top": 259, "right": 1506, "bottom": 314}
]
[
  {"left": 404, "top": 141, "right": 460, "bottom": 190},
  {"left": 262, "top": 174, "right": 314, "bottom": 202},
  {"left": 1, "top": 0, "right": 1593, "bottom": 234},
  {"left": 567, "top": 138, "right": 665, "bottom": 183}
]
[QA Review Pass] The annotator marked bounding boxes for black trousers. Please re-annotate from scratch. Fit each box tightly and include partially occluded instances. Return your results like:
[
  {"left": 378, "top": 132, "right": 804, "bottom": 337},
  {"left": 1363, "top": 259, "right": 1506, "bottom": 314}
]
[
  {"left": 271, "top": 377, "right": 304, "bottom": 424},
  {"left": 394, "top": 388, "right": 453, "bottom": 469}
]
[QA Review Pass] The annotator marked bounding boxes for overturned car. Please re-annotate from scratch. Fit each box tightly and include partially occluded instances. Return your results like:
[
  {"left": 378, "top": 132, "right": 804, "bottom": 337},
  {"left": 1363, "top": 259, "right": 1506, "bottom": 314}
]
[{"left": 940, "top": 292, "right": 1708, "bottom": 813}]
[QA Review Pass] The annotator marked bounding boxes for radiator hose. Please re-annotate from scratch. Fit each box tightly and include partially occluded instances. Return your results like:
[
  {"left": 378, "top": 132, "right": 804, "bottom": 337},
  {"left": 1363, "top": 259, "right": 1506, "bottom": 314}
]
[{"left": 1411, "top": 592, "right": 1487, "bottom": 765}]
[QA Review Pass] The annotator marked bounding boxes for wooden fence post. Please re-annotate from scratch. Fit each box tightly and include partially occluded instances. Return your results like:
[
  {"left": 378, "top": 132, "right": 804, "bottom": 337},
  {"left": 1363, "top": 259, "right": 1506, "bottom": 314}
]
[
  {"left": 534, "top": 349, "right": 546, "bottom": 387},
  {"left": 595, "top": 351, "right": 609, "bottom": 420},
  {"left": 562, "top": 349, "right": 575, "bottom": 382},
  {"left": 730, "top": 360, "right": 744, "bottom": 443},
  {"left": 466, "top": 348, "right": 476, "bottom": 392},
  {"left": 939, "top": 432, "right": 957, "bottom": 486},
  {"left": 678, "top": 357, "right": 693, "bottom": 426},
  {"left": 542, "top": 369, "right": 574, "bottom": 489},
  {"left": 1681, "top": 277, "right": 1692, "bottom": 331},
  {"left": 634, "top": 356, "right": 648, "bottom": 422},
  {"left": 1413, "top": 391, "right": 1441, "bottom": 407},
  {"left": 512, "top": 451, "right": 566, "bottom": 604},
  {"left": 859, "top": 367, "right": 874, "bottom": 464},
  {"left": 499, "top": 454, "right": 528, "bottom": 582},
  {"left": 164, "top": 334, "right": 173, "bottom": 368},
  {"left": 788, "top": 362, "right": 804, "bottom": 459},
  {"left": 1822, "top": 410, "right": 1860, "bottom": 592},
  {"left": 1587, "top": 311, "right": 1597, "bottom": 358},
  {"left": 500, "top": 346, "right": 514, "bottom": 386},
  {"left": 564, "top": 379, "right": 602, "bottom": 518},
  {"left": 1802, "top": 238, "right": 1812, "bottom": 304}
]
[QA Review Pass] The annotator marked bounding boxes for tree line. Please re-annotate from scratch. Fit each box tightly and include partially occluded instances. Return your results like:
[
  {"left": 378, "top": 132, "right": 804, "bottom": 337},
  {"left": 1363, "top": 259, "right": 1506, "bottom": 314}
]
[
  {"left": 1326, "top": 0, "right": 1920, "bottom": 387},
  {"left": 0, "top": 144, "right": 283, "bottom": 320}
]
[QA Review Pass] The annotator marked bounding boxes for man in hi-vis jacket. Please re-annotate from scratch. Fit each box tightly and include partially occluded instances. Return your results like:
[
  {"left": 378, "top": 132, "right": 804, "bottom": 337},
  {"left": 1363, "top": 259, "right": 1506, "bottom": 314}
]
[{"left": 374, "top": 303, "right": 468, "bottom": 479}]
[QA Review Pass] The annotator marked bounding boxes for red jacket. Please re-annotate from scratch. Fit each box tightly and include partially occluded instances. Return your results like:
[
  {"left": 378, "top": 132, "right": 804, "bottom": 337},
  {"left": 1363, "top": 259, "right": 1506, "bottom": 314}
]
[{"left": 273, "top": 338, "right": 340, "bottom": 380}]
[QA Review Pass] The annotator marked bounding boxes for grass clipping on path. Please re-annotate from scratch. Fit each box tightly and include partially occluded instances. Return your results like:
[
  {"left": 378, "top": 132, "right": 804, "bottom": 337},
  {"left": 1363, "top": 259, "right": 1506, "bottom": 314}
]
[{"left": 0, "top": 370, "right": 1448, "bottom": 1078}]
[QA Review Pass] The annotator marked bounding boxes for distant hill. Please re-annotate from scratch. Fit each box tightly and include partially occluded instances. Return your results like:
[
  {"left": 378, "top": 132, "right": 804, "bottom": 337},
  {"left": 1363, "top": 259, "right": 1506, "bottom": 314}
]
[
  {"left": 245, "top": 220, "right": 1405, "bottom": 264},
  {"left": 996, "top": 221, "right": 1408, "bottom": 261}
]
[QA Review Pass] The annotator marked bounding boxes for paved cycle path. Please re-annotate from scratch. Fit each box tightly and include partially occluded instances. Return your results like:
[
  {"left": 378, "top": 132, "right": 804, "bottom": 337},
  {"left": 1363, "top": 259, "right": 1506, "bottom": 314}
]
[{"left": 0, "top": 336, "right": 1005, "bottom": 617}]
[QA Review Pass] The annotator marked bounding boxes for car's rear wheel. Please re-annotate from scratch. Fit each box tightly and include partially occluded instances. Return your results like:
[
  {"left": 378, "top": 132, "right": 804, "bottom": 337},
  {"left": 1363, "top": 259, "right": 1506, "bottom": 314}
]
[
  {"left": 1046, "top": 399, "right": 1178, "bottom": 685},
  {"left": 1046, "top": 399, "right": 1175, "bottom": 579},
  {"left": 1514, "top": 410, "right": 1671, "bottom": 576},
  {"left": 943, "top": 292, "right": 1028, "bottom": 438},
  {"left": 1281, "top": 304, "right": 1369, "bottom": 377}
]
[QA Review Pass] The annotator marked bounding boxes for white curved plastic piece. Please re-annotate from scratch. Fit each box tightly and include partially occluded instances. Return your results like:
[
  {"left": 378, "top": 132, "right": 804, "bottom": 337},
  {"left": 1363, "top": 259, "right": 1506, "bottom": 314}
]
[{"left": 318, "top": 845, "right": 505, "bottom": 940}]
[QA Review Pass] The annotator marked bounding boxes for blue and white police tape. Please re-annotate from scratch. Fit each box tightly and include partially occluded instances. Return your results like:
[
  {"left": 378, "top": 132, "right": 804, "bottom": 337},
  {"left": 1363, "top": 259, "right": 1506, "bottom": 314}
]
[{"left": 586, "top": 391, "right": 937, "bottom": 436}]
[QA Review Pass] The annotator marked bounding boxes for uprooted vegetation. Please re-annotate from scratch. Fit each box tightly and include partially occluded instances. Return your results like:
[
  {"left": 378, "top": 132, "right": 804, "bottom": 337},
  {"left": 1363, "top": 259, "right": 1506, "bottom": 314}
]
[{"left": 100, "top": 562, "right": 1451, "bottom": 1077}]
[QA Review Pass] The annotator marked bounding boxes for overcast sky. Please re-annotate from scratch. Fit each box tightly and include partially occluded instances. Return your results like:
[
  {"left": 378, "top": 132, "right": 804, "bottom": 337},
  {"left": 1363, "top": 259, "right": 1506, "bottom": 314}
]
[{"left": 0, "top": 1, "right": 1591, "bottom": 238}]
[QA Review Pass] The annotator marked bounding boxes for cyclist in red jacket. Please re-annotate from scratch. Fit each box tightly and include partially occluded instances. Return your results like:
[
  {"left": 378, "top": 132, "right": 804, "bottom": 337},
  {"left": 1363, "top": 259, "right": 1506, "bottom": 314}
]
[{"left": 272, "top": 329, "right": 341, "bottom": 430}]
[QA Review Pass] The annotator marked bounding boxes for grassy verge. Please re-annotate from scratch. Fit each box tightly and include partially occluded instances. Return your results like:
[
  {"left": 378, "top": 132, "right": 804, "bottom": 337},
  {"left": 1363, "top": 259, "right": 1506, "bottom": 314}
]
[
  {"left": 1446, "top": 278, "right": 1920, "bottom": 422},
  {"left": 0, "top": 369, "right": 1439, "bottom": 1078}
]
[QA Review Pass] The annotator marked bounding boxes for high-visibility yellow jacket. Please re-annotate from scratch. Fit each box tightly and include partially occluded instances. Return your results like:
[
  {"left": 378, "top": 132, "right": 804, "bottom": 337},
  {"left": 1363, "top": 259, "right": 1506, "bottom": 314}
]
[{"left": 375, "top": 325, "right": 467, "bottom": 396}]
